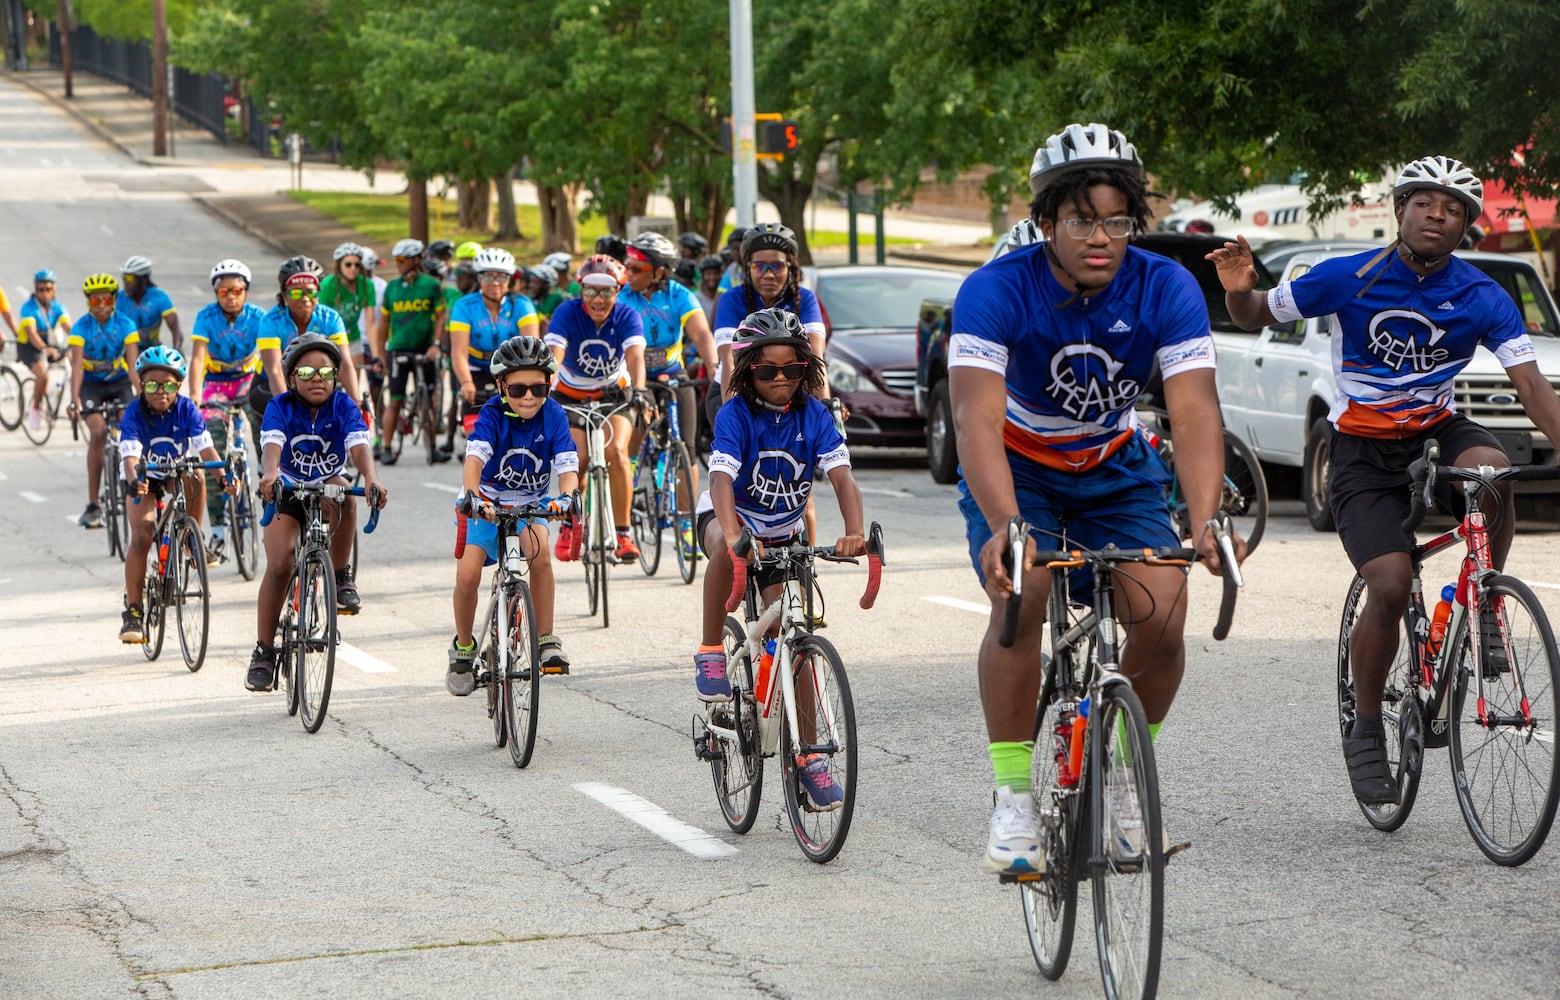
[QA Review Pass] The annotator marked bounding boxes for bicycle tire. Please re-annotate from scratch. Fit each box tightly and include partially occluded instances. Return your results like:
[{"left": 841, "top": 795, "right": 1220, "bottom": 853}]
[
  {"left": 485, "top": 594, "right": 507, "bottom": 749},
  {"left": 779, "top": 634, "right": 856, "bottom": 863},
  {"left": 231, "top": 471, "right": 259, "bottom": 582},
  {"left": 171, "top": 517, "right": 210, "bottom": 672},
  {"left": 583, "top": 470, "right": 602, "bottom": 619},
  {"left": 296, "top": 549, "right": 338, "bottom": 733},
  {"left": 279, "top": 603, "right": 300, "bottom": 717},
  {"left": 18, "top": 378, "right": 52, "bottom": 445},
  {"left": 142, "top": 565, "right": 166, "bottom": 662},
  {"left": 0, "top": 366, "right": 23, "bottom": 430},
  {"left": 631, "top": 444, "right": 663, "bottom": 576},
  {"left": 1021, "top": 683, "right": 1081, "bottom": 980},
  {"left": 670, "top": 442, "right": 698, "bottom": 585},
  {"left": 1091, "top": 685, "right": 1163, "bottom": 1000},
  {"left": 1336, "top": 573, "right": 1423, "bottom": 831},
  {"left": 1449, "top": 575, "right": 1560, "bottom": 866},
  {"left": 103, "top": 453, "right": 126, "bottom": 561},
  {"left": 44, "top": 369, "right": 65, "bottom": 419},
  {"left": 711, "top": 615, "right": 764, "bottom": 833},
  {"left": 503, "top": 579, "right": 542, "bottom": 769},
  {"left": 1221, "top": 429, "right": 1267, "bottom": 556}
]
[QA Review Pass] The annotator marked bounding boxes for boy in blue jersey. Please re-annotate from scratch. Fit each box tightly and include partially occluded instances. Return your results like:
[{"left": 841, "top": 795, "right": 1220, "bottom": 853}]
[
  {"left": 116, "top": 346, "right": 229, "bottom": 644},
  {"left": 952, "top": 123, "right": 1242, "bottom": 875},
  {"left": 693, "top": 309, "right": 866, "bottom": 811},
  {"left": 448, "top": 337, "right": 578, "bottom": 695},
  {"left": 448, "top": 248, "right": 539, "bottom": 442},
  {"left": 249, "top": 335, "right": 387, "bottom": 692},
  {"left": 68, "top": 273, "right": 142, "bottom": 529}
]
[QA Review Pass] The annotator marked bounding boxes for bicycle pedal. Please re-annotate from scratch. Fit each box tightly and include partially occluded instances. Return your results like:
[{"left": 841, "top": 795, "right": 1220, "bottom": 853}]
[
  {"left": 540, "top": 663, "right": 569, "bottom": 676},
  {"left": 998, "top": 872, "right": 1044, "bottom": 885},
  {"left": 336, "top": 607, "right": 359, "bottom": 616}
]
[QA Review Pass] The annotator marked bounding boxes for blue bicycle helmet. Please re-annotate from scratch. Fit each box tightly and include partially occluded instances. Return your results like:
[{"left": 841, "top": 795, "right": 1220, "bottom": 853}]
[
  {"left": 136, "top": 345, "right": 188, "bottom": 380},
  {"left": 33, "top": 269, "right": 57, "bottom": 283}
]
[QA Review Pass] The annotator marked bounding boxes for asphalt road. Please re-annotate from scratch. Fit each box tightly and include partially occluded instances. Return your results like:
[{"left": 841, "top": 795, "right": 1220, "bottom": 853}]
[{"left": 5, "top": 75, "right": 1560, "bottom": 999}]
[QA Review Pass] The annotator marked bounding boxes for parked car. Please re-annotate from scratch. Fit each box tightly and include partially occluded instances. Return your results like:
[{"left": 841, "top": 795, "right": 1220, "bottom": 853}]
[
  {"left": 803, "top": 264, "right": 966, "bottom": 447},
  {"left": 1257, "top": 239, "right": 1384, "bottom": 280}
]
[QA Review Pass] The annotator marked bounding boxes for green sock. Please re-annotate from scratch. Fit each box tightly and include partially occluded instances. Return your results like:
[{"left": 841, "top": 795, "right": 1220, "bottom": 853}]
[
  {"left": 1113, "top": 719, "right": 1163, "bottom": 767},
  {"left": 989, "top": 741, "right": 1035, "bottom": 793},
  {"left": 1149, "top": 721, "right": 1161, "bottom": 742}
]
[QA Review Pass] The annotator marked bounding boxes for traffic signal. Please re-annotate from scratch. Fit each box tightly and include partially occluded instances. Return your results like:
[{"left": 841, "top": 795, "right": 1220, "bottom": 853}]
[{"left": 761, "top": 120, "right": 798, "bottom": 155}]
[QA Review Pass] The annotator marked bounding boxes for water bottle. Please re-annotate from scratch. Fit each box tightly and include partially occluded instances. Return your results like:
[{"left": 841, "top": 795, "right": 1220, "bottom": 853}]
[
  {"left": 1067, "top": 695, "right": 1091, "bottom": 782},
  {"left": 1427, "top": 584, "right": 1455, "bottom": 659},
  {"left": 1053, "top": 697, "right": 1079, "bottom": 787},
  {"left": 754, "top": 638, "right": 778, "bottom": 716},
  {"left": 156, "top": 533, "right": 170, "bottom": 575}
]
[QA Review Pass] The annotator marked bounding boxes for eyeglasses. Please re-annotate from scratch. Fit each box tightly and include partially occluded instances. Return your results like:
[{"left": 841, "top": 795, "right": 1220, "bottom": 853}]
[
  {"left": 749, "top": 261, "right": 787, "bottom": 277},
  {"left": 292, "top": 365, "right": 337, "bottom": 382},
  {"left": 580, "top": 287, "right": 617, "bottom": 300},
  {"left": 215, "top": 286, "right": 246, "bottom": 298},
  {"left": 479, "top": 272, "right": 510, "bottom": 284},
  {"left": 504, "top": 382, "right": 551, "bottom": 399},
  {"left": 287, "top": 287, "right": 319, "bottom": 300},
  {"left": 140, "top": 378, "right": 180, "bottom": 394},
  {"left": 340, "top": 260, "right": 361, "bottom": 269},
  {"left": 87, "top": 293, "right": 116, "bottom": 305},
  {"left": 1057, "top": 216, "right": 1135, "bottom": 240},
  {"left": 750, "top": 361, "right": 807, "bottom": 381}
]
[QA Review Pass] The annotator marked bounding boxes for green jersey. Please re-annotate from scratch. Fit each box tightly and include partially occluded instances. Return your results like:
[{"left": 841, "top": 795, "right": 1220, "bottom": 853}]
[
  {"left": 320, "top": 273, "right": 374, "bottom": 344},
  {"left": 382, "top": 273, "right": 445, "bottom": 351},
  {"left": 534, "top": 290, "right": 568, "bottom": 317}
]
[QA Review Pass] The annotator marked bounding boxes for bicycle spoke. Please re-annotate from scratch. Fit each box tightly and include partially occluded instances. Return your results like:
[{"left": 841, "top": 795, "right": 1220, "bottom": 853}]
[
  {"left": 1092, "top": 689, "right": 1163, "bottom": 1000},
  {"left": 779, "top": 635, "right": 856, "bottom": 863}
]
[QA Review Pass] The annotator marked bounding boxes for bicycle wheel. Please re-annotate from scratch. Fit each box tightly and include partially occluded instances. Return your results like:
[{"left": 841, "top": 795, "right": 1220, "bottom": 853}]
[
  {"left": 711, "top": 615, "right": 764, "bottom": 833},
  {"left": 1449, "top": 576, "right": 1560, "bottom": 866},
  {"left": 142, "top": 568, "right": 166, "bottom": 662},
  {"left": 631, "top": 444, "right": 663, "bottom": 576},
  {"left": 503, "top": 580, "right": 542, "bottom": 769},
  {"left": 103, "top": 457, "right": 126, "bottom": 561},
  {"left": 279, "top": 602, "right": 300, "bottom": 717},
  {"left": 0, "top": 367, "right": 23, "bottom": 430},
  {"left": 171, "top": 518, "right": 210, "bottom": 672},
  {"left": 1221, "top": 430, "right": 1267, "bottom": 556},
  {"left": 422, "top": 385, "right": 440, "bottom": 465},
  {"left": 779, "top": 634, "right": 856, "bottom": 863},
  {"left": 1091, "top": 685, "right": 1163, "bottom": 1000},
  {"left": 231, "top": 473, "right": 260, "bottom": 582},
  {"left": 670, "top": 442, "right": 699, "bottom": 585},
  {"left": 1021, "top": 683, "right": 1081, "bottom": 980},
  {"left": 19, "top": 378, "right": 52, "bottom": 445},
  {"left": 296, "top": 549, "right": 338, "bottom": 733},
  {"left": 1336, "top": 573, "right": 1423, "bottom": 831},
  {"left": 583, "top": 472, "right": 602, "bottom": 619},
  {"left": 484, "top": 595, "right": 507, "bottom": 749}
]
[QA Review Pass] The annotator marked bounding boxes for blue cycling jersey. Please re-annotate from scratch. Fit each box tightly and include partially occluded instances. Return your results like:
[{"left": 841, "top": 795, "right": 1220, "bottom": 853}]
[
  {"left": 465, "top": 395, "right": 579, "bottom": 503},
  {"left": 447, "top": 292, "right": 539, "bottom": 372},
  {"left": 698, "top": 394, "right": 850, "bottom": 541},
  {"left": 711, "top": 285, "right": 825, "bottom": 383},
  {"left": 116, "top": 287, "right": 175, "bottom": 336},
  {"left": 620, "top": 282, "right": 703, "bottom": 375},
  {"left": 18, "top": 297, "right": 68, "bottom": 347},
  {"left": 256, "top": 302, "right": 347, "bottom": 354},
  {"left": 68, "top": 313, "right": 140, "bottom": 382},
  {"left": 259, "top": 389, "right": 371, "bottom": 484},
  {"left": 118, "top": 395, "right": 213, "bottom": 478},
  {"left": 544, "top": 299, "right": 645, "bottom": 395},
  {"left": 191, "top": 302, "right": 265, "bottom": 380}
]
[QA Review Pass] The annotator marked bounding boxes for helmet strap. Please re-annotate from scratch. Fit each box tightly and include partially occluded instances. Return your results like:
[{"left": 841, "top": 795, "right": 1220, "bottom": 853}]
[{"left": 1042, "top": 242, "right": 1086, "bottom": 309}]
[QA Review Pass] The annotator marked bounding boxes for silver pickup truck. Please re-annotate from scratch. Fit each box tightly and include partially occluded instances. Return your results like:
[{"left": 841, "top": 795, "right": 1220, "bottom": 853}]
[{"left": 1215, "top": 248, "right": 1560, "bottom": 529}]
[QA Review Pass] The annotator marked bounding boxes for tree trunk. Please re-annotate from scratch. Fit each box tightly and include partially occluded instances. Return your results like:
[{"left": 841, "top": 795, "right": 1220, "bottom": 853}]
[
  {"left": 408, "top": 179, "right": 429, "bottom": 243},
  {"left": 457, "top": 177, "right": 491, "bottom": 232},
  {"left": 493, "top": 169, "right": 521, "bottom": 240},
  {"left": 536, "top": 181, "right": 580, "bottom": 253},
  {"left": 606, "top": 207, "right": 628, "bottom": 237}
]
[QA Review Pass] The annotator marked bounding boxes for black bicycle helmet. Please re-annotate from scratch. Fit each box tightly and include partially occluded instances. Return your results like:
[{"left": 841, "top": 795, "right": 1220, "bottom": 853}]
[
  {"left": 740, "top": 222, "right": 798, "bottom": 259},
  {"left": 594, "top": 233, "right": 628, "bottom": 263},
  {"left": 421, "top": 257, "right": 449, "bottom": 279},
  {"left": 733, "top": 307, "right": 808, "bottom": 349},
  {"left": 427, "top": 239, "right": 456, "bottom": 262},
  {"left": 677, "top": 231, "right": 708, "bottom": 256},
  {"left": 277, "top": 255, "right": 324, "bottom": 287},
  {"left": 488, "top": 335, "right": 558, "bottom": 378},
  {"left": 672, "top": 259, "right": 698, "bottom": 287},
  {"left": 282, "top": 333, "right": 343, "bottom": 379},
  {"left": 725, "top": 226, "right": 749, "bottom": 248},
  {"left": 698, "top": 254, "right": 723, "bottom": 273}
]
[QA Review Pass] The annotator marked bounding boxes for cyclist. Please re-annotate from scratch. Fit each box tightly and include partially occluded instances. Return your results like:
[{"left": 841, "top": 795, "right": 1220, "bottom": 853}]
[
  {"left": 672, "top": 258, "right": 698, "bottom": 291},
  {"left": 449, "top": 336, "right": 578, "bottom": 693},
  {"left": 188, "top": 258, "right": 266, "bottom": 562},
  {"left": 951, "top": 123, "right": 1238, "bottom": 874},
  {"left": 118, "top": 256, "right": 182, "bottom": 351},
  {"left": 544, "top": 251, "right": 577, "bottom": 297},
  {"left": 19, "top": 269, "right": 71, "bottom": 434},
  {"left": 449, "top": 247, "right": 540, "bottom": 441},
  {"left": 594, "top": 233, "right": 628, "bottom": 264},
  {"left": 250, "top": 334, "right": 387, "bottom": 690},
  {"left": 428, "top": 239, "right": 456, "bottom": 269},
  {"left": 1208, "top": 155, "right": 1560, "bottom": 806},
  {"left": 692, "top": 309, "right": 865, "bottom": 807},
  {"left": 321, "top": 243, "right": 376, "bottom": 377},
  {"left": 695, "top": 255, "right": 722, "bottom": 325},
  {"left": 373, "top": 238, "right": 449, "bottom": 465},
  {"left": 678, "top": 231, "right": 708, "bottom": 261},
  {"left": 258, "top": 256, "right": 361, "bottom": 404},
  {"left": 527, "top": 264, "right": 567, "bottom": 328},
  {"left": 67, "top": 274, "right": 140, "bottom": 529},
  {"left": 544, "top": 253, "right": 647, "bottom": 563},
  {"left": 454, "top": 241, "right": 483, "bottom": 269},
  {"left": 117, "top": 346, "right": 228, "bottom": 644},
  {"left": 423, "top": 255, "right": 468, "bottom": 456},
  {"left": 716, "top": 227, "right": 749, "bottom": 293}
]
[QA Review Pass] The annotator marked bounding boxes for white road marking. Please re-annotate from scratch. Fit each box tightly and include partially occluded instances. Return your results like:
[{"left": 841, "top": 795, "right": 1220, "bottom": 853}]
[
  {"left": 573, "top": 782, "right": 738, "bottom": 860},
  {"left": 100, "top": 224, "right": 114, "bottom": 235},
  {"left": 64, "top": 515, "right": 80, "bottom": 524},
  {"left": 924, "top": 595, "right": 989, "bottom": 615},
  {"left": 19, "top": 491, "right": 47, "bottom": 503},
  {"left": 1529, "top": 582, "right": 1560, "bottom": 591},
  {"left": 422, "top": 482, "right": 461, "bottom": 494},
  {"left": 859, "top": 487, "right": 912, "bottom": 498},
  {"left": 337, "top": 642, "right": 396, "bottom": 674}
]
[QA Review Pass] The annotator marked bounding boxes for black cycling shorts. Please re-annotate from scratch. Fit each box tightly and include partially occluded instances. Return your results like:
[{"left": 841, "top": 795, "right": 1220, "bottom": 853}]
[
  {"left": 697, "top": 509, "right": 792, "bottom": 593},
  {"left": 388, "top": 351, "right": 438, "bottom": 401},
  {"left": 79, "top": 379, "right": 134, "bottom": 414}
]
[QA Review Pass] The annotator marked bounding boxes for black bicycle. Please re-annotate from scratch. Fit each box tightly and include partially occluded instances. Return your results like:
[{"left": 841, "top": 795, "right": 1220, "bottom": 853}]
[
  {"left": 388, "top": 351, "right": 444, "bottom": 465},
  {"left": 130, "top": 456, "right": 228, "bottom": 672},
  {"left": 1135, "top": 404, "right": 1268, "bottom": 557},
  {"left": 201, "top": 400, "right": 261, "bottom": 581},
  {"left": 631, "top": 376, "right": 705, "bottom": 584},
  {"left": 85, "top": 399, "right": 132, "bottom": 561},
  {"left": 561, "top": 394, "right": 643, "bottom": 629}
]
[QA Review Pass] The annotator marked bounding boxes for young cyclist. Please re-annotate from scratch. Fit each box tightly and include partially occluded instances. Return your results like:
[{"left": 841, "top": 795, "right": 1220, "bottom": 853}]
[
  {"left": 441, "top": 255, "right": 481, "bottom": 456},
  {"left": 373, "top": 238, "right": 449, "bottom": 465},
  {"left": 448, "top": 248, "right": 540, "bottom": 440},
  {"left": 118, "top": 256, "right": 182, "bottom": 351},
  {"left": 19, "top": 269, "right": 71, "bottom": 433},
  {"left": 67, "top": 274, "right": 141, "bottom": 529},
  {"left": 544, "top": 254, "right": 647, "bottom": 562},
  {"left": 1209, "top": 155, "right": 1560, "bottom": 807},
  {"left": 693, "top": 308, "right": 865, "bottom": 810},
  {"left": 117, "top": 347, "right": 228, "bottom": 643},
  {"left": 951, "top": 123, "right": 1240, "bottom": 875},
  {"left": 448, "top": 336, "right": 578, "bottom": 694},
  {"left": 250, "top": 334, "right": 387, "bottom": 690},
  {"left": 258, "top": 257, "right": 360, "bottom": 402},
  {"left": 321, "top": 243, "right": 376, "bottom": 375}
]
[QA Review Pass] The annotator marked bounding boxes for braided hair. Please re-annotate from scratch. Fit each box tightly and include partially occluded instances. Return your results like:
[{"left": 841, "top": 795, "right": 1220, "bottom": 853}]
[
  {"left": 726, "top": 337, "right": 826, "bottom": 409},
  {"left": 737, "top": 256, "right": 803, "bottom": 316}
]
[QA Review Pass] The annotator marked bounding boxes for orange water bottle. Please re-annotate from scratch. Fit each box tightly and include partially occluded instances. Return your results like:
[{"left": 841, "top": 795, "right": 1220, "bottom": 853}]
[
  {"left": 754, "top": 639, "right": 778, "bottom": 716},
  {"left": 1427, "top": 584, "right": 1455, "bottom": 659},
  {"left": 1068, "top": 695, "right": 1090, "bottom": 781},
  {"left": 156, "top": 533, "right": 170, "bottom": 574}
]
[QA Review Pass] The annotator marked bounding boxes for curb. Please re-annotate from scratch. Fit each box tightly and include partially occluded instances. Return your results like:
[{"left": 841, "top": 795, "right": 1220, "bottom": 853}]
[{"left": 190, "top": 195, "right": 294, "bottom": 256}]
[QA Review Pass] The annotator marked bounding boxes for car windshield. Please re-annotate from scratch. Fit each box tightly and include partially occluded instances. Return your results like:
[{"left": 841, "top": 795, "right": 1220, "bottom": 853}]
[
  {"left": 815, "top": 270, "right": 965, "bottom": 330},
  {"left": 1139, "top": 240, "right": 1277, "bottom": 333},
  {"left": 1467, "top": 258, "right": 1560, "bottom": 338}
]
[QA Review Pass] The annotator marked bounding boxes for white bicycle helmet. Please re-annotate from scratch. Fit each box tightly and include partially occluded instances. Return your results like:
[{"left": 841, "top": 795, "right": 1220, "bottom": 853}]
[
  {"left": 543, "top": 251, "right": 572, "bottom": 274},
  {"left": 120, "top": 255, "right": 153, "bottom": 277},
  {"left": 474, "top": 247, "right": 517, "bottom": 275},
  {"left": 1029, "top": 122, "right": 1142, "bottom": 196},
  {"left": 392, "top": 238, "right": 425, "bottom": 259},
  {"left": 1393, "top": 155, "right": 1484, "bottom": 219},
  {"left": 333, "top": 242, "right": 363, "bottom": 262},
  {"left": 209, "top": 258, "right": 252, "bottom": 287}
]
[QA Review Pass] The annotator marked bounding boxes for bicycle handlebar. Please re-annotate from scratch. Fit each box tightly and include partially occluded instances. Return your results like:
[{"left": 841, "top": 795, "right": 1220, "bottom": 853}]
[
  {"left": 129, "top": 458, "right": 229, "bottom": 504},
  {"left": 260, "top": 475, "right": 383, "bottom": 533},
  {"left": 724, "top": 522, "right": 884, "bottom": 614},
  {"left": 1404, "top": 437, "right": 1560, "bottom": 535},
  {"left": 452, "top": 492, "right": 577, "bottom": 558}
]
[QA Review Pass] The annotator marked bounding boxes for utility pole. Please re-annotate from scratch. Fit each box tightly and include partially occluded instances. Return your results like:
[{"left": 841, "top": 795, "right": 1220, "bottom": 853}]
[
  {"left": 56, "top": 0, "right": 71, "bottom": 98},
  {"left": 152, "top": 0, "right": 167, "bottom": 156},
  {"left": 728, "top": 0, "right": 756, "bottom": 227}
]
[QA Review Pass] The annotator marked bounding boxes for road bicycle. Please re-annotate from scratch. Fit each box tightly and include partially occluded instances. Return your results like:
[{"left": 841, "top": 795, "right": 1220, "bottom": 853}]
[
  {"left": 14, "top": 354, "right": 71, "bottom": 445},
  {"left": 1002, "top": 514, "right": 1241, "bottom": 1000},
  {"left": 1135, "top": 404, "right": 1268, "bottom": 556},
  {"left": 1336, "top": 439, "right": 1560, "bottom": 866},
  {"left": 456, "top": 491, "right": 577, "bottom": 769},
  {"left": 0, "top": 360, "right": 23, "bottom": 431},
  {"left": 692, "top": 522, "right": 884, "bottom": 863},
  {"left": 261, "top": 477, "right": 383, "bottom": 733},
  {"left": 201, "top": 400, "right": 261, "bottom": 581},
  {"left": 387, "top": 351, "right": 445, "bottom": 465},
  {"left": 630, "top": 375, "right": 705, "bottom": 584},
  {"left": 85, "top": 399, "right": 132, "bottom": 562},
  {"left": 129, "top": 456, "right": 228, "bottom": 672},
  {"left": 561, "top": 394, "right": 642, "bottom": 629}
]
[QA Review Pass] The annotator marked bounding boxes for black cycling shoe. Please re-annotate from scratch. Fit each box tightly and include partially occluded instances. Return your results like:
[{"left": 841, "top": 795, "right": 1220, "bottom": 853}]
[
  {"left": 429, "top": 450, "right": 452, "bottom": 464},
  {"left": 246, "top": 644, "right": 276, "bottom": 692},
  {"left": 336, "top": 569, "right": 361, "bottom": 615},
  {"left": 1343, "top": 730, "right": 1398, "bottom": 806},
  {"left": 380, "top": 451, "right": 399, "bottom": 466}
]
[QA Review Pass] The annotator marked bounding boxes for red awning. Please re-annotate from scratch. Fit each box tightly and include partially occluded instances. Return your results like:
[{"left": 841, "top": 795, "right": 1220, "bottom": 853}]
[{"left": 1474, "top": 180, "right": 1557, "bottom": 252}]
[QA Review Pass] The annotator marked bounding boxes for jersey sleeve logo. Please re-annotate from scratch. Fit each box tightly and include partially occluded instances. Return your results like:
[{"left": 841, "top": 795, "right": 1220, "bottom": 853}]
[
  {"left": 1366, "top": 309, "right": 1449, "bottom": 373},
  {"left": 750, "top": 449, "right": 812, "bottom": 509},
  {"left": 1046, "top": 344, "right": 1138, "bottom": 420}
]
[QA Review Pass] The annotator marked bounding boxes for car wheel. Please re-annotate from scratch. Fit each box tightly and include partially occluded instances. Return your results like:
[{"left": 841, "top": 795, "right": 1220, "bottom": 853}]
[
  {"left": 1304, "top": 416, "right": 1335, "bottom": 532},
  {"left": 926, "top": 380, "right": 959, "bottom": 484}
]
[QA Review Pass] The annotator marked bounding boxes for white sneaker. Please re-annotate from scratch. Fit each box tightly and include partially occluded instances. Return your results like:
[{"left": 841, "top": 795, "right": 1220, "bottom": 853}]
[
  {"left": 1108, "top": 778, "right": 1144, "bottom": 859},
  {"left": 25, "top": 406, "right": 43, "bottom": 432},
  {"left": 983, "top": 786, "right": 1043, "bottom": 875}
]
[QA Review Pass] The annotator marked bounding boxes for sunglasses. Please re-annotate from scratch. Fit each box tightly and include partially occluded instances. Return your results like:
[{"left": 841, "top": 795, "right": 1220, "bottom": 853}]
[
  {"left": 293, "top": 365, "right": 337, "bottom": 382},
  {"left": 287, "top": 287, "right": 319, "bottom": 300},
  {"left": 750, "top": 361, "right": 807, "bottom": 382},
  {"left": 140, "top": 379, "right": 181, "bottom": 394},
  {"left": 580, "top": 287, "right": 617, "bottom": 300},
  {"left": 394, "top": 254, "right": 422, "bottom": 263},
  {"left": 340, "top": 260, "right": 362, "bottom": 269},
  {"left": 215, "top": 286, "right": 246, "bottom": 298},
  {"left": 624, "top": 262, "right": 654, "bottom": 274},
  {"left": 87, "top": 292, "right": 116, "bottom": 305},
  {"left": 504, "top": 382, "right": 551, "bottom": 400},
  {"left": 749, "top": 261, "right": 787, "bottom": 277}
]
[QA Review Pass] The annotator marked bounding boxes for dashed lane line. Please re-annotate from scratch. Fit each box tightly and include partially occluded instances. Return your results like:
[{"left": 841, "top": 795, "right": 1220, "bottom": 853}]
[
  {"left": 337, "top": 641, "right": 397, "bottom": 674},
  {"left": 923, "top": 595, "right": 989, "bottom": 615},
  {"left": 422, "top": 482, "right": 461, "bottom": 494},
  {"left": 573, "top": 782, "right": 738, "bottom": 860},
  {"left": 19, "top": 490, "right": 46, "bottom": 503}
]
